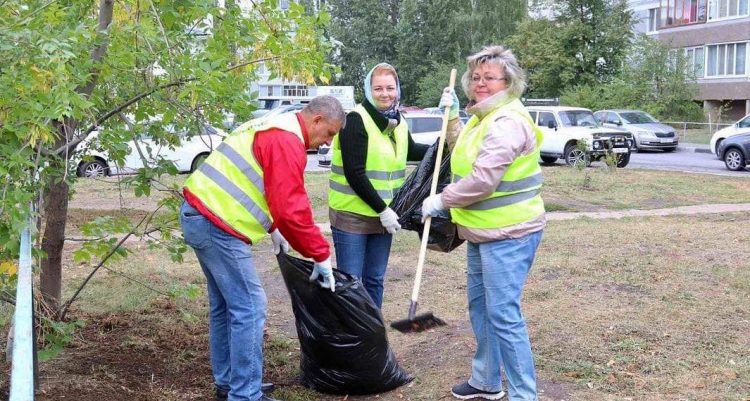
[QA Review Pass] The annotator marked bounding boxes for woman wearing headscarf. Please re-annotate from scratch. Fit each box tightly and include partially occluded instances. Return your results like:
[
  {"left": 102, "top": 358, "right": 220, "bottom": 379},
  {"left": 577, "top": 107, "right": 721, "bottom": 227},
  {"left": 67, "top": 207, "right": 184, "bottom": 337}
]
[
  {"left": 328, "top": 63, "right": 428, "bottom": 308},
  {"left": 421, "top": 46, "right": 546, "bottom": 401}
]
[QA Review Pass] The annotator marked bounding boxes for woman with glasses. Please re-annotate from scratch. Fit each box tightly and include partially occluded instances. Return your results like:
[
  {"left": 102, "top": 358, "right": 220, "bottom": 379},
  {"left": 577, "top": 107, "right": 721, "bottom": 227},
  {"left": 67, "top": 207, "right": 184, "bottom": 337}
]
[
  {"left": 421, "top": 46, "right": 546, "bottom": 401},
  {"left": 328, "top": 63, "right": 428, "bottom": 309}
]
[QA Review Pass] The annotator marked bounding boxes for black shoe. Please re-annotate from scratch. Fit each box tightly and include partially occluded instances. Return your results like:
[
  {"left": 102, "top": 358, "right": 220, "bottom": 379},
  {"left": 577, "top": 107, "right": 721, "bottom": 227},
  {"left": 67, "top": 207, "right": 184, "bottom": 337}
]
[
  {"left": 215, "top": 383, "right": 275, "bottom": 400},
  {"left": 451, "top": 381, "right": 506, "bottom": 400}
]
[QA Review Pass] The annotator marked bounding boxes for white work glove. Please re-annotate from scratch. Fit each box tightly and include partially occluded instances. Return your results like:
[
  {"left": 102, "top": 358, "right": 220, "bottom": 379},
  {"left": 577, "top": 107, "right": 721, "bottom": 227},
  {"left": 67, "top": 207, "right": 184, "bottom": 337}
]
[
  {"left": 421, "top": 194, "right": 445, "bottom": 223},
  {"left": 378, "top": 207, "right": 401, "bottom": 234},
  {"left": 309, "top": 257, "right": 335, "bottom": 292},
  {"left": 438, "top": 87, "right": 460, "bottom": 120},
  {"left": 269, "top": 229, "right": 289, "bottom": 255}
]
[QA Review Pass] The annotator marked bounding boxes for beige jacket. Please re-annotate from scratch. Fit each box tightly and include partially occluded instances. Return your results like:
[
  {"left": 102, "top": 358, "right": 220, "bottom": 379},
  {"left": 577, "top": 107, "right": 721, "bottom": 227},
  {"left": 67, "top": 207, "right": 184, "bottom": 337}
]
[{"left": 441, "top": 90, "right": 546, "bottom": 243}]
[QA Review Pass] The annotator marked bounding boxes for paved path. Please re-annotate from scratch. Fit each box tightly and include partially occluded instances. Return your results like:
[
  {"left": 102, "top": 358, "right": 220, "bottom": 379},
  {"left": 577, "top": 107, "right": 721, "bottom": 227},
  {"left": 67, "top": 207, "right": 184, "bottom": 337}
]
[
  {"left": 315, "top": 203, "right": 750, "bottom": 233},
  {"left": 547, "top": 202, "right": 750, "bottom": 221}
]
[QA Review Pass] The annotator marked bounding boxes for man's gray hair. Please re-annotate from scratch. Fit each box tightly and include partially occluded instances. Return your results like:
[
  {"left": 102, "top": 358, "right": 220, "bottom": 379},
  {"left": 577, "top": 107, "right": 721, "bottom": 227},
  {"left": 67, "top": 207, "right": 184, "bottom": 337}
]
[
  {"left": 461, "top": 45, "right": 527, "bottom": 100},
  {"left": 304, "top": 95, "right": 347, "bottom": 129}
]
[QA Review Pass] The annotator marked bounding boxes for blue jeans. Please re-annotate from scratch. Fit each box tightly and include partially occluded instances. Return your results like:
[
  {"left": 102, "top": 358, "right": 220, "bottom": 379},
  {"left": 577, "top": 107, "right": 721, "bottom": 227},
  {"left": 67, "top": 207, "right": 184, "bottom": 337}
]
[
  {"left": 331, "top": 227, "right": 392, "bottom": 308},
  {"left": 466, "top": 230, "right": 543, "bottom": 401},
  {"left": 180, "top": 202, "right": 267, "bottom": 401}
]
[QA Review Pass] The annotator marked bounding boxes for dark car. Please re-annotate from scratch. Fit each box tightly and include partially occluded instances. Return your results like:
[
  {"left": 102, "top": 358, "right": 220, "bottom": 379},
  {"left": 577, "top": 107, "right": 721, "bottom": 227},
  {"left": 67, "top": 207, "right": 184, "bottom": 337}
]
[{"left": 718, "top": 132, "right": 750, "bottom": 171}]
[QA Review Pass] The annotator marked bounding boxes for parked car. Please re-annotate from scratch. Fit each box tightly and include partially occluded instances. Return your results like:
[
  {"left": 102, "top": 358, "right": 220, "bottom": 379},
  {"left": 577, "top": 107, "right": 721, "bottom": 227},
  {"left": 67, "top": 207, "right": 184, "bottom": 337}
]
[
  {"left": 710, "top": 113, "right": 750, "bottom": 157},
  {"left": 717, "top": 132, "right": 750, "bottom": 171},
  {"left": 594, "top": 109, "right": 678, "bottom": 152},
  {"left": 318, "top": 112, "right": 445, "bottom": 167},
  {"left": 423, "top": 107, "right": 471, "bottom": 124},
  {"left": 527, "top": 106, "right": 633, "bottom": 167},
  {"left": 75, "top": 123, "right": 225, "bottom": 177}
]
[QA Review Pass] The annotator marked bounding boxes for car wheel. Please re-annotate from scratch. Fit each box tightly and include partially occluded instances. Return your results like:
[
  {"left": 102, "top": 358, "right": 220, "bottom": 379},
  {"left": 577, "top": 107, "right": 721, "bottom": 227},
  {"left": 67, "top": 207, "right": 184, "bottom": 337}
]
[
  {"left": 81, "top": 160, "right": 108, "bottom": 177},
  {"left": 714, "top": 138, "right": 723, "bottom": 158},
  {"left": 615, "top": 152, "right": 630, "bottom": 168},
  {"left": 564, "top": 143, "right": 590, "bottom": 168},
  {"left": 723, "top": 148, "right": 746, "bottom": 171},
  {"left": 540, "top": 156, "right": 558, "bottom": 164},
  {"left": 663, "top": 147, "right": 676, "bottom": 152},
  {"left": 191, "top": 153, "right": 209, "bottom": 172}
]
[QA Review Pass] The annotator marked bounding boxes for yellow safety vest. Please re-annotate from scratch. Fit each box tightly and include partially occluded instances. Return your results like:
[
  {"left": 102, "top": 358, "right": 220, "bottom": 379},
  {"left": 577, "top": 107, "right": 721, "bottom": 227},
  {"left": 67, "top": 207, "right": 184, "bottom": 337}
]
[
  {"left": 328, "top": 104, "right": 409, "bottom": 217},
  {"left": 183, "top": 113, "right": 305, "bottom": 243},
  {"left": 450, "top": 98, "right": 545, "bottom": 229}
]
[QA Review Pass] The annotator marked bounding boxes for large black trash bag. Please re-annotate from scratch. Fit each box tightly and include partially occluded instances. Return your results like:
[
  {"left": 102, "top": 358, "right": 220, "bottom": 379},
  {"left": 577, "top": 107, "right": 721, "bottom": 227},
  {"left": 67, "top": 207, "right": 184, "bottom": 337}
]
[
  {"left": 390, "top": 141, "right": 464, "bottom": 252},
  {"left": 276, "top": 253, "right": 413, "bottom": 395}
]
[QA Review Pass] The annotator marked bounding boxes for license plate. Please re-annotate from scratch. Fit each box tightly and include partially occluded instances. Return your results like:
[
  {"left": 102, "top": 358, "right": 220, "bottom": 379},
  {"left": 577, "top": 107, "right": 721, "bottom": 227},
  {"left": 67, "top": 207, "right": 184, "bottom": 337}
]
[
  {"left": 612, "top": 147, "right": 628, "bottom": 154},
  {"left": 660, "top": 138, "right": 674, "bottom": 143}
]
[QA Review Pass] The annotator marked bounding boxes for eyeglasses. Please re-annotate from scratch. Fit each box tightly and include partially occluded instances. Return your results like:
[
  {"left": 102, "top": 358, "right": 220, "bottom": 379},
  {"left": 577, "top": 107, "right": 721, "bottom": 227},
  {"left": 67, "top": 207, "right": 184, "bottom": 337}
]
[{"left": 470, "top": 75, "right": 507, "bottom": 85}]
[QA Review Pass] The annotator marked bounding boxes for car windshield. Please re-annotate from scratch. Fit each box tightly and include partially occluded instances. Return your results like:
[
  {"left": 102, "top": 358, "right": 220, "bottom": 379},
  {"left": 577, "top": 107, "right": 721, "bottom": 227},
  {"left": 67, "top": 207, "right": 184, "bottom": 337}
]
[
  {"left": 620, "top": 112, "right": 658, "bottom": 124},
  {"left": 558, "top": 111, "right": 599, "bottom": 128}
]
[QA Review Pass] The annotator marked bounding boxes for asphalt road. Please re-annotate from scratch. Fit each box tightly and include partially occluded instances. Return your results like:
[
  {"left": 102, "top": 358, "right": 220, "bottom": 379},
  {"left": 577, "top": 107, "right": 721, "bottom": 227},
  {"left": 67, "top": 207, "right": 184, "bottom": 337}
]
[
  {"left": 306, "top": 145, "right": 750, "bottom": 177},
  {"left": 623, "top": 145, "right": 750, "bottom": 177}
]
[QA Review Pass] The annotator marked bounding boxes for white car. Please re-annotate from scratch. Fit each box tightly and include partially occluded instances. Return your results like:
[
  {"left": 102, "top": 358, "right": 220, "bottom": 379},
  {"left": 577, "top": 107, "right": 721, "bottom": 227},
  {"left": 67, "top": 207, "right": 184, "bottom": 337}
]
[
  {"left": 318, "top": 112, "right": 445, "bottom": 167},
  {"left": 527, "top": 106, "right": 633, "bottom": 167},
  {"left": 75, "top": 124, "right": 225, "bottom": 177},
  {"left": 710, "top": 113, "right": 750, "bottom": 157}
]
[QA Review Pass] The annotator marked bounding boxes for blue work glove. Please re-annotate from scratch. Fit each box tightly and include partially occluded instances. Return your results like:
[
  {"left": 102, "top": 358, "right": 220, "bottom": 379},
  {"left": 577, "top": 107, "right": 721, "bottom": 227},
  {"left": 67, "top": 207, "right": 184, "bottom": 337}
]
[
  {"left": 421, "top": 194, "right": 446, "bottom": 223},
  {"left": 438, "top": 87, "right": 460, "bottom": 120},
  {"left": 309, "top": 257, "right": 335, "bottom": 292}
]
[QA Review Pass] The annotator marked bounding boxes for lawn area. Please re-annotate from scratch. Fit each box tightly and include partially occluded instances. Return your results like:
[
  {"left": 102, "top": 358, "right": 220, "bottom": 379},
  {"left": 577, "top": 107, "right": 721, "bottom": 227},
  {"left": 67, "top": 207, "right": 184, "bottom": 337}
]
[
  {"left": 68, "top": 164, "right": 750, "bottom": 220},
  {"left": 2, "top": 167, "right": 749, "bottom": 401}
]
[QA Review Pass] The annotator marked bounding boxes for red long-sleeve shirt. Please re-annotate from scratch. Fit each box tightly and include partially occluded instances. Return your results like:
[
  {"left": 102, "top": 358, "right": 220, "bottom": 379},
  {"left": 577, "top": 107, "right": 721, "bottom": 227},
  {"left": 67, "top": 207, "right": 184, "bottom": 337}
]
[{"left": 184, "top": 113, "right": 330, "bottom": 262}]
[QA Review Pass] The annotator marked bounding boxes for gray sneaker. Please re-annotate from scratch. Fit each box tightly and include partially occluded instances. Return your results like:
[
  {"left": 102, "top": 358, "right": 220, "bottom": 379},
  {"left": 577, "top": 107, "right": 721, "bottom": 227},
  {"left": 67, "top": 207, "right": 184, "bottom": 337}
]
[
  {"left": 451, "top": 381, "right": 506, "bottom": 400},
  {"left": 258, "top": 396, "right": 280, "bottom": 401}
]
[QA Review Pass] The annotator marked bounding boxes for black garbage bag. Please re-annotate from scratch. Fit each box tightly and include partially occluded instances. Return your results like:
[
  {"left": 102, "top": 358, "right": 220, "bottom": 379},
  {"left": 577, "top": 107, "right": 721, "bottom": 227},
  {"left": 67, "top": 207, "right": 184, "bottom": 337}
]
[
  {"left": 390, "top": 141, "right": 464, "bottom": 252},
  {"left": 276, "top": 253, "right": 413, "bottom": 395}
]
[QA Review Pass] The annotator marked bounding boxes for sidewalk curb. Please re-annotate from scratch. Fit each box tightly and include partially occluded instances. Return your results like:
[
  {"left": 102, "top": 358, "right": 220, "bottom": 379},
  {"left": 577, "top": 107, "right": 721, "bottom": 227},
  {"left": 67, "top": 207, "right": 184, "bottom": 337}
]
[{"left": 677, "top": 145, "right": 712, "bottom": 154}]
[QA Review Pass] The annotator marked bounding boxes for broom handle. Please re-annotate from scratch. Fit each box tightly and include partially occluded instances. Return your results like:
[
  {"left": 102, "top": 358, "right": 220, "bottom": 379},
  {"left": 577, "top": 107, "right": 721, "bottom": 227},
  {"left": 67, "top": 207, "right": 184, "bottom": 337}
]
[{"left": 410, "top": 68, "right": 457, "bottom": 305}]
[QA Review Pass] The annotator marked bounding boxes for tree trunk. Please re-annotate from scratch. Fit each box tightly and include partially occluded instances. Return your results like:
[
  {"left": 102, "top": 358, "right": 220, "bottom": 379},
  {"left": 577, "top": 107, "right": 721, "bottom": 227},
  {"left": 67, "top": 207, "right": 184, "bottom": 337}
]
[
  {"left": 40, "top": 178, "right": 69, "bottom": 312},
  {"left": 38, "top": 0, "right": 114, "bottom": 313}
]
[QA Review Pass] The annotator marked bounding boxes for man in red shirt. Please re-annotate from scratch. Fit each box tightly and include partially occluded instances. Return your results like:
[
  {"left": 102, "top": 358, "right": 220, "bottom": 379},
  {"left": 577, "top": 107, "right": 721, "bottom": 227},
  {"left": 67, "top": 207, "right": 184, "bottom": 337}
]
[{"left": 180, "top": 96, "right": 345, "bottom": 401}]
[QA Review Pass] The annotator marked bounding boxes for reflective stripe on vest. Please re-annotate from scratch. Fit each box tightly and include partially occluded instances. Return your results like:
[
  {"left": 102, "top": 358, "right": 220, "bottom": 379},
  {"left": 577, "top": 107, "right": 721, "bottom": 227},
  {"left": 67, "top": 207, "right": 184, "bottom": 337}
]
[
  {"left": 452, "top": 172, "right": 543, "bottom": 194},
  {"left": 328, "top": 104, "right": 409, "bottom": 217},
  {"left": 183, "top": 113, "right": 305, "bottom": 243},
  {"left": 450, "top": 98, "right": 546, "bottom": 229}
]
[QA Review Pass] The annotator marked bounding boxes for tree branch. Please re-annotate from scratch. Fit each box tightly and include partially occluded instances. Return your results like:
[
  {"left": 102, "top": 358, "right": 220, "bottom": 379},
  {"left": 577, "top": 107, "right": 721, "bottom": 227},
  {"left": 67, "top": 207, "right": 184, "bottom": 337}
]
[{"left": 51, "top": 56, "right": 276, "bottom": 156}]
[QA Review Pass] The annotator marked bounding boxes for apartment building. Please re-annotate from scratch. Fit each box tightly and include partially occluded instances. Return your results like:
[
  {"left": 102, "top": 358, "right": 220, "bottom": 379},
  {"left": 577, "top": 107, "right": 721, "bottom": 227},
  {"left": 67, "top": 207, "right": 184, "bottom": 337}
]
[{"left": 630, "top": 0, "right": 750, "bottom": 120}]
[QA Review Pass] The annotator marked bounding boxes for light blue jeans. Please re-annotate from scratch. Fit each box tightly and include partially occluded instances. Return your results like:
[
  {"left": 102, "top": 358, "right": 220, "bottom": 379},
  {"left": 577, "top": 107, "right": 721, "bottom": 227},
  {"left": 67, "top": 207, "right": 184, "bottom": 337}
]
[
  {"left": 180, "top": 202, "right": 267, "bottom": 401},
  {"left": 466, "top": 230, "right": 543, "bottom": 401},
  {"left": 331, "top": 226, "right": 392, "bottom": 308}
]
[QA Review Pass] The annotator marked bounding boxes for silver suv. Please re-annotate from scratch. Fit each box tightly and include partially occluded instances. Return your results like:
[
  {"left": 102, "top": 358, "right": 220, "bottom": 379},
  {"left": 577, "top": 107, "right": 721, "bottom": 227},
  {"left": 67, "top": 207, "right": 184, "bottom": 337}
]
[{"left": 595, "top": 110, "right": 678, "bottom": 152}]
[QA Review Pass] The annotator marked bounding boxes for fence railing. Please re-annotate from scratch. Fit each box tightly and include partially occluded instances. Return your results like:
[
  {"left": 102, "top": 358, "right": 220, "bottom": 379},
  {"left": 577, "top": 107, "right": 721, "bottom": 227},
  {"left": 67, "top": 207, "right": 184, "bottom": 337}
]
[
  {"left": 9, "top": 217, "right": 35, "bottom": 401},
  {"left": 662, "top": 121, "right": 733, "bottom": 145}
]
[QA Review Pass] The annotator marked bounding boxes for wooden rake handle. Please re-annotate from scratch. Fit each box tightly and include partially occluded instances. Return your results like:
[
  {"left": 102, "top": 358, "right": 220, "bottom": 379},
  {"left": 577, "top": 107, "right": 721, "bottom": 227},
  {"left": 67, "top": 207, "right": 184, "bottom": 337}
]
[{"left": 409, "top": 68, "right": 457, "bottom": 305}]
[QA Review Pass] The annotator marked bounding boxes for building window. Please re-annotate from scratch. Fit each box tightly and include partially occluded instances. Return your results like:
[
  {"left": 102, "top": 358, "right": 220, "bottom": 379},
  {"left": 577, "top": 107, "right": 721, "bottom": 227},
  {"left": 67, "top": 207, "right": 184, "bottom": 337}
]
[
  {"left": 708, "top": 0, "right": 749, "bottom": 19},
  {"left": 280, "top": 0, "right": 290, "bottom": 10},
  {"left": 648, "top": 8, "right": 659, "bottom": 31},
  {"left": 685, "top": 47, "right": 705, "bottom": 77},
  {"left": 266, "top": 85, "right": 273, "bottom": 97},
  {"left": 283, "top": 85, "right": 308, "bottom": 97},
  {"left": 705, "top": 42, "right": 747, "bottom": 76},
  {"left": 660, "top": 0, "right": 707, "bottom": 27}
]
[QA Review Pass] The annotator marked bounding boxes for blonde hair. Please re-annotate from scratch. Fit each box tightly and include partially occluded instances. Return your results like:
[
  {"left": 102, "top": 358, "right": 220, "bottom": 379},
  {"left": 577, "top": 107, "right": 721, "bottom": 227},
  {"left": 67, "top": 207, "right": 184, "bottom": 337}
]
[{"left": 461, "top": 45, "right": 527, "bottom": 100}]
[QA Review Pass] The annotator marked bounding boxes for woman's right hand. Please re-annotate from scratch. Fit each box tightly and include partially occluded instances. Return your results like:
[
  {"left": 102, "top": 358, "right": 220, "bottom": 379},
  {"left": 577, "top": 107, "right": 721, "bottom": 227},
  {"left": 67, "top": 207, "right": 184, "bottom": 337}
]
[{"left": 438, "top": 87, "right": 459, "bottom": 120}]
